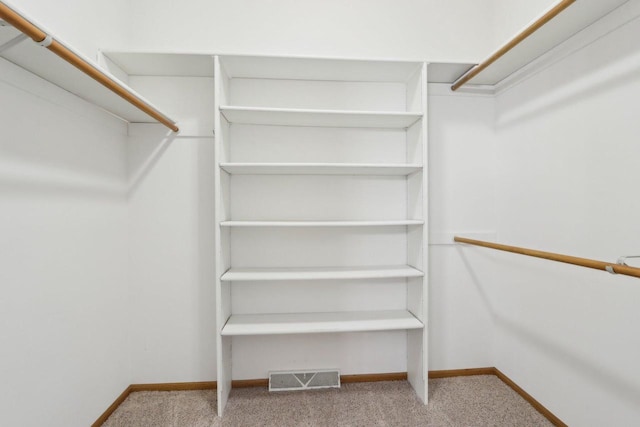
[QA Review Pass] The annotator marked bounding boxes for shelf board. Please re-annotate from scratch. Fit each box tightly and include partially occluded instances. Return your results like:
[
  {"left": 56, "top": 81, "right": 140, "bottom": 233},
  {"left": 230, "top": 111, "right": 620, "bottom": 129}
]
[
  {"left": 221, "top": 310, "right": 423, "bottom": 336},
  {"left": 0, "top": 25, "right": 174, "bottom": 124},
  {"left": 219, "top": 163, "right": 422, "bottom": 176},
  {"left": 221, "top": 265, "right": 424, "bottom": 281},
  {"left": 101, "top": 53, "right": 456, "bottom": 84},
  {"left": 454, "top": 0, "right": 629, "bottom": 87},
  {"left": 220, "top": 106, "right": 422, "bottom": 128},
  {"left": 220, "top": 220, "right": 424, "bottom": 227}
]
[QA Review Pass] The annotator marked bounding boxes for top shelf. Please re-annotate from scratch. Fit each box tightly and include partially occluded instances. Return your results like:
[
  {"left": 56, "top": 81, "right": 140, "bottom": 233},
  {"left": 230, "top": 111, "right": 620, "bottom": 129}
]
[
  {"left": 103, "top": 52, "right": 424, "bottom": 83},
  {"left": 100, "top": 51, "right": 474, "bottom": 86},
  {"left": 452, "top": 0, "right": 629, "bottom": 88},
  {"left": 0, "top": 3, "right": 177, "bottom": 127}
]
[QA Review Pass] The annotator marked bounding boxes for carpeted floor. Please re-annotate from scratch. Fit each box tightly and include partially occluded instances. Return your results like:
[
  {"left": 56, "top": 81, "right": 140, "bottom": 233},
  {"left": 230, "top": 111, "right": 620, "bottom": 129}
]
[{"left": 102, "top": 376, "right": 553, "bottom": 426}]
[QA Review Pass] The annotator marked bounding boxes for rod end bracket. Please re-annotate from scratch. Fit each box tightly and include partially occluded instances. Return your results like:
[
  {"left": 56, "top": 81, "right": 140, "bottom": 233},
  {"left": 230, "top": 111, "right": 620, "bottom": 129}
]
[{"left": 36, "top": 34, "right": 53, "bottom": 47}]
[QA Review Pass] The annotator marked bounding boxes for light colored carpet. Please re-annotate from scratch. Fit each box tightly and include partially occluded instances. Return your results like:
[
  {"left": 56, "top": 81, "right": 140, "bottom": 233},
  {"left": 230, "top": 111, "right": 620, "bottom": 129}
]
[{"left": 103, "top": 376, "right": 553, "bottom": 426}]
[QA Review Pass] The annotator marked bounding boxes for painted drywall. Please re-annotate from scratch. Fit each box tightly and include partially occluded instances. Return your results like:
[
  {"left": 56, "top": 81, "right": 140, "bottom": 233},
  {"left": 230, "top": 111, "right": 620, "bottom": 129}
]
[
  {"left": 0, "top": 58, "right": 129, "bottom": 427},
  {"left": 427, "top": 87, "right": 497, "bottom": 370},
  {"left": 6, "top": 0, "right": 130, "bottom": 60},
  {"left": 6, "top": 0, "right": 562, "bottom": 64},
  {"left": 491, "top": 0, "right": 556, "bottom": 49},
  {"left": 126, "top": 76, "right": 216, "bottom": 383},
  {"left": 4, "top": 0, "right": 627, "bottom": 422},
  {"left": 126, "top": 0, "right": 496, "bottom": 62},
  {"left": 124, "top": 74, "right": 499, "bottom": 382},
  {"left": 125, "top": 73, "right": 422, "bottom": 381},
  {"left": 479, "top": 11, "right": 640, "bottom": 426}
]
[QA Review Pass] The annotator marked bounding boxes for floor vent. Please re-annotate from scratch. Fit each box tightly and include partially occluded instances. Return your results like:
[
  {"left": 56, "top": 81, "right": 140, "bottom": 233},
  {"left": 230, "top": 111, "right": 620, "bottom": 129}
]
[{"left": 269, "top": 369, "right": 341, "bottom": 392}]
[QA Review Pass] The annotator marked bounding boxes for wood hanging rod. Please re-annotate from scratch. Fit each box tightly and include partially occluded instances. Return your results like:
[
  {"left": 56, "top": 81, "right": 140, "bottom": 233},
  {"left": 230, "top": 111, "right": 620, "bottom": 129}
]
[
  {"left": 454, "top": 236, "right": 640, "bottom": 279},
  {"left": 451, "top": 0, "right": 576, "bottom": 91},
  {"left": 0, "top": 1, "right": 179, "bottom": 132}
]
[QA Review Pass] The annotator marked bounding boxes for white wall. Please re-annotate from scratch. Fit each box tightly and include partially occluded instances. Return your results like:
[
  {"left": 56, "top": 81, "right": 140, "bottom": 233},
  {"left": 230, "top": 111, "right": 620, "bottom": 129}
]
[
  {"left": 7, "top": 0, "right": 559, "bottom": 64},
  {"left": 427, "top": 86, "right": 497, "bottom": 370},
  {"left": 491, "top": 0, "right": 556, "bottom": 49},
  {"left": 120, "top": 6, "right": 640, "bottom": 425},
  {"left": 6, "top": 0, "right": 560, "bottom": 64},
  {"left": 6, "top": 0, "right": 630, "bottom": 423},
  {"left": 126, "top": 0, "right": 496, "bottom": 62},
  {"left": 479, "top": 11, "right": 640, "bottom": 426},
  {"left": 126, "top": 76, "right": 216, "bottom": 383},
  {"left": 119, "top": 0, "right": 558, "bottom": 384},
  {"left": 124, "top": 74, "right": 500, "bottom": 381},
  {"left": 7, "top": 0, "right": 130, "bottom": 60},
  {"left": 0, "top": 58, "right": 130, "bottom": 427}
]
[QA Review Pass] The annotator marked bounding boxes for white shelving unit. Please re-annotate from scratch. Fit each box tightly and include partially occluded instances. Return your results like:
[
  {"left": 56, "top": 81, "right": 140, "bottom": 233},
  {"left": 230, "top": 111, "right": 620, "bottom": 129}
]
[
  {"left": 0, "top": 18, "right": 175, "bottom": 126},
  {"left": 214, "top": 54, "right": 428, "bottom": 415}
]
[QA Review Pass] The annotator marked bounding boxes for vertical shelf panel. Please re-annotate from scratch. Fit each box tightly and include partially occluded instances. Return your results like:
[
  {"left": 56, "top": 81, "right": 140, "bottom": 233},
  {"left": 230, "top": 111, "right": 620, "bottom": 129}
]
[
  {"left": 214, "top": 55, "right": 232, "bottom": 416},
  {"left": 406, "top": 62, "right": 429, "bottom": 404}
]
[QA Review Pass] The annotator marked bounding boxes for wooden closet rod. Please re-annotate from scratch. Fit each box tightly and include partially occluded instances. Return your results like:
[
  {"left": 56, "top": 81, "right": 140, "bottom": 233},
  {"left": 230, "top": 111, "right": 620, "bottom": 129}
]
[
  {"left": 0, "top": 2, "right": 179, "bottom": 132},
  {"left": 454, "top": 236, "right": 640, "bottom": 279},
  {"left": 451, "top": 0, "right": 575, "bottom": 91}
]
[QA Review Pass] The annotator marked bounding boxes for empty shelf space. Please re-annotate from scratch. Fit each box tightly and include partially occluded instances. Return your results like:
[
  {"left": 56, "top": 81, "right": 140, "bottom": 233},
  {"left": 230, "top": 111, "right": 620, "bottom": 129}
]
[
  {"left": 220, "top": 55, "right": 423, "bottom": 82},
  {"left": 219, "top": 220, "right": 424, "bottom": 227},
  {"left": 221, "top": 310, "right": 423, "bottom": 336},
  {"left": 220, "top": 106, "right": 422, "bottom": 128},
  {"left": 219, "top": 163, "right": 422, "bottom": 176},
  {"left": 221, "top": 265, "right": 424, "bottom": 281}
]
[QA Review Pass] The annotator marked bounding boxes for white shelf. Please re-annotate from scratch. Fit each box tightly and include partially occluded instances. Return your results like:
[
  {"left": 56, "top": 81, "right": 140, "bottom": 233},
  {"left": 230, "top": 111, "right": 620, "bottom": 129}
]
[
  {"left": 220, "top": 220, "right": 424, "bottom": 227},
  {"left": 221, "top": 310, "right": 423, "bottom": 336},
  {"left": 221, "top": 265, "right": 424, "bottom": 281},
  {"left": 100, "top": 52, "right": 466, "bottom": 84},
  {"left": 0, "top": 25, "right": 173, "bottom": 124},
  {"left": 219, "top": 162, "right": 422, "bottom": 176},
  {"left": 457, "top": 0, "right": 628, "bottom": 86},
  {"left": 220, "top": 106, "right": 422, "bottom": 128}
]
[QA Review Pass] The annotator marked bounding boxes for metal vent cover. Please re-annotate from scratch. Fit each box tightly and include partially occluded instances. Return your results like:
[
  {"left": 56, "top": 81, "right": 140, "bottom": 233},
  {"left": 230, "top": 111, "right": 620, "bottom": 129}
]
[{"left": 269, "top": 369, "right": 340, "bottom": 392}]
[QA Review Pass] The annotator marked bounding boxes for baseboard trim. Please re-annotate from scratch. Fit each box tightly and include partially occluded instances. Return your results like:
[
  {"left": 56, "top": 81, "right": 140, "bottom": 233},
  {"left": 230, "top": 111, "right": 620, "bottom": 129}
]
[
  {"left": 93, "top": 368, "right": 565, "bottom": 427},
  {"left": 232, "top": 371, "right": 407, "bottom": 388},
  {"left": 493, "top": 368, "right": 567, "bottom": 427},
  {"left": 232, "top": 378, "right": 268, "bottom": 388},
  {"left": 428, "top": 367, "right": 495, "bottom": 378},
  {"left": 130, "top": 381, "right": 217, "bottom": 392},
  {"left": 342, "top": 371, "right": 407, "bottom": 383},
  {"left": 91, "top": 386, "right": 132, "bottom": 427}
]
